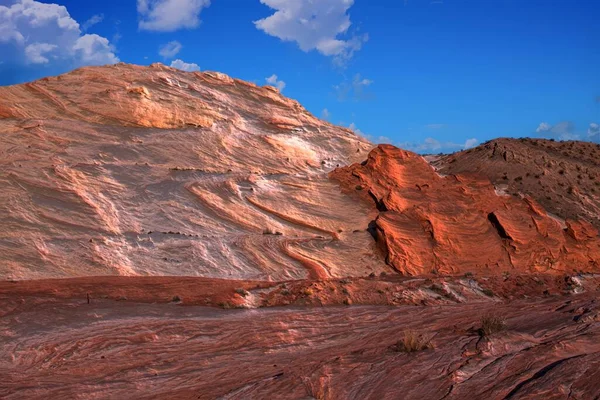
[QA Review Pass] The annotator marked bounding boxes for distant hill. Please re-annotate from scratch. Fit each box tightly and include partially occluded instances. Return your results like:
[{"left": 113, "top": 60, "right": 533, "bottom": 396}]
[{"left": 434, "top": 138, "right": 600, "bottom": 230}]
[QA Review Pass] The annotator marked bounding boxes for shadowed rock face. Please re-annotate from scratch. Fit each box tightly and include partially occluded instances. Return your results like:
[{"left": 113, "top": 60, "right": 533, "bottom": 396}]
[
  {"left": 332, "top": 144, "right": 600, "bottom": 276},
  {"left": 0, "top": 63, "right": 388, "bottom": 280}
]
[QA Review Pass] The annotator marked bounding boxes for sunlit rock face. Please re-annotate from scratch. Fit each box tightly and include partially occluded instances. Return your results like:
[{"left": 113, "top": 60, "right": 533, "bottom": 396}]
[
  {"left": 4, "top": 65, "right": 600, "bottom": 400},
  {"left": 434, "top": 138, "right": 600, "bottom": 230},
  {"left": 3, "top": 65, "right": 600, "bottom": 281},
  {"left": 332, "top": 144, "right": 600, "bottom": 276},
  {"left": 0, "top": 63, "right": 389, "bottom": 280}
]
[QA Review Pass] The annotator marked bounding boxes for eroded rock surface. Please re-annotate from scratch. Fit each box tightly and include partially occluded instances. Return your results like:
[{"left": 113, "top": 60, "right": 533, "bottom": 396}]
[
  {"left": 332, "top": 144, "right": 600, "bottom": 276},
  {"left": 433, "top": 138, "right": 600, "bottom": 229},
  {"left": 3, "top": 65, "right": 600, "bottom": 400},
  {"left": 0, "top": 63, "right": 386, "bottom": 280},
  {"left": 2, "top": 292, "right": 599, "bottom": 399}
]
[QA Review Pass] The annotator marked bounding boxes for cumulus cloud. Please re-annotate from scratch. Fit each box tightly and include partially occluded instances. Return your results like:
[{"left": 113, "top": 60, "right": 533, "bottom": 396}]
[
  {"left": 137, "top": 0, "right": 211, "bottom": 32},
  {"left": 266, "top": 74, "right": 286, "bottom": 91},
  {"left": 255, "top": 0, "right": 368, "bottom": 65},
  {"left": 0, "top": 0, "right": 118, "bottom": 66},
  {"left": 73, "top": 35, "right": 119, "bottom": 65},
  {"left": 464, "top": 138, "right": 478, "bottom": 149},
  {"left": 334, "top": 74, "right": 374, "bottom": 101},
  {"left": 535, "top": 121, "right": 578, "bottom": 140},
  {"left": 24, "top": 42, "right": 57, "bottom": 64},
  {"left": 159, "top": 41, "right": 182, "bottom": 58},
  {"left": 81, "top": 14, "right": 104, "bottom": 32},
  {"left": 321, "top": 108, "right": 331, "bottom": 119},
  {"left": 400, "top": 138, "right": 446, "bottom": 153},
  {"left": 170, "top": 59, "right": 200, "bottom": 72},
  {"left": 535, "top": 122, "right": 552, "bottom": 133}
]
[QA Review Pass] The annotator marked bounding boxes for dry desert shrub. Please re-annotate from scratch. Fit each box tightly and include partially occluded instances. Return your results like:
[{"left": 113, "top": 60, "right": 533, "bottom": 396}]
[
  {"left": 393, "top": 330, "right": 434, "bottom": 353},
  {"left": 479, "top": 314, "right": 507, "bottom": 337}
]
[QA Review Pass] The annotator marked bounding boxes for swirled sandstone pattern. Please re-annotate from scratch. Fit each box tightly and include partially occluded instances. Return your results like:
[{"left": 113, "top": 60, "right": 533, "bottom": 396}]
[
  {"left": 4, "top": 65, "right": 600, "bottom": 400},
  {"left": 0, "top": 63, "right": 387, "bottom": 280},
  {"left": 2, "top": 292, "right": 600, "bottom": 399}
]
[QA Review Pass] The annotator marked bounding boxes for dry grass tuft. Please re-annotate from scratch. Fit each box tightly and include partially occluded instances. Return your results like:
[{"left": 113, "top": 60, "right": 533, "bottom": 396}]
[
  {"left": 392, "top": 330, "right": 434, "bottom": 353},
  {"left": 479, "top": 314, "right": 507, "bottom": 337}
]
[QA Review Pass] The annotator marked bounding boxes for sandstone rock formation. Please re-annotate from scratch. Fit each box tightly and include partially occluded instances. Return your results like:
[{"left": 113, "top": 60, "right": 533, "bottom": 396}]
[
  {"left": 332, "top": 144, "right": 600, "bottom": 276},
  {"left": 434, "top": 138, "right": 600, "bottom": 229},
  {"left": 3, "top": 65, "right": 600, "bottom": 400},
  {"left": 2, "top": 289, "right": 600, "bottom": 399},
  {"left": 0, "top": 63, "right": 387, "bottom": 280}
]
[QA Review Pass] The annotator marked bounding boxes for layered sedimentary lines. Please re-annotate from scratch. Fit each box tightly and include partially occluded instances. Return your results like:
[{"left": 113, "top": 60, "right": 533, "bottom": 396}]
[
  {"left": 4, "top": 64, "right": 600, "bottom": 400},
  {"left": 0, "top": 63, "right": 386, "bottom": 280},
  {"left": 1, "top": 294, "right": 599, "bottom": 399},
  {"left": 332, "top": 144, "right": 600, "bottom": 276}
]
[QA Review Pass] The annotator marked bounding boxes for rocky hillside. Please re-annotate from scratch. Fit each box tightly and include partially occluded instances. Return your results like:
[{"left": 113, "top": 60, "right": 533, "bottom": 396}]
[
  {"left": 2, "top": 66, "right": 600, "bottom": 281},
  {"left": 3, "top": 65, "right": 600, "bottom": 399},
  {"left": 332, "top": 144, "right": 600, "bottom": 276},
  {"left": 0, "top": 63, "right": 386, "bottom": 280},
  {"left": 434, "top": 138, "right": 600, "bottom": 229}
]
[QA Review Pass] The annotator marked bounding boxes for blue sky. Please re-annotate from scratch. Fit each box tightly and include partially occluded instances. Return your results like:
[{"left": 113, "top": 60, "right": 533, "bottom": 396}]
[{"left": 1, "top": 0, "right": 599, "bottom": 152}]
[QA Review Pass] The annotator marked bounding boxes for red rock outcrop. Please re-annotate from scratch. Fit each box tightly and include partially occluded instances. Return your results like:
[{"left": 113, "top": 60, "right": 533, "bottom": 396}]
[
  {"left": 0, "top": 63, "right": 387, "bottom": 280},
  {"left": 4, "top": 65, "right": 600, "bottom": 400},
  {"left": 332, "top": 144, "right": 600, "bottom": 276},
  {"left": 433, "top": 137, "right": 600, "bottom": 229}
]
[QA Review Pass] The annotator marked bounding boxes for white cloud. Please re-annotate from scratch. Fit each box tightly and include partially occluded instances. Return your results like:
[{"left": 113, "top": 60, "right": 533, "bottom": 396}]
[
  {"left": 349, "top": 122, "right": 362, "bottom": 135},
  {"left": 535, "top": 121, "right": 577, "bottom": 140},
  {"left": 170, "top": 59, "right": 200, "bottom": 72},
  {"left": 24, "top": 42, "right": 57, "bottom": 64},
  {"left": 321, "top": 108, "right": 331, "bottom": 119},
  {"left": 335, "top": 73, "right": 374, "bottom": 101},
  {"left": 255, "top": 0, "right": 368, "bottom": 65},
  {"left": 347, "top": 122, "right": 385, "bottom": 142},
  {"left": 535, "top": 122, "right": 552, "bottom": 133},
  {"left": 408, "top": 137, "right": 445, "bottom": 152},
  {"left": 589, "top": 123, "right": 600, "bottom": 142},
  {"left": 266, "top": 74, "right": 286, "bottom": 91},
  {"left": 0, "top": 0, "right": 118, "bottom": 66},
  {"left": 348, "top": 122, "right": 476, "bottom": 152},
  {"left": 82, "top": 14, "right": 104, "bottom": 31},
  {"left": 347, "top": 122, "right": 394, "bottom": 144},
  {"left": 73, "top": 34, "right": 119, "bottom": 65},
  {"left": 355, "top": 76, "right": 373, "bottom": 86},
  {"left": 464, "top": 138, "right": 478, "bottom": 149},
  {"left": 159, "top": 41, "right": 182, "bottom": 58},
  {"left": 137, "top": 0, "right": 211, "bottom": 32}
]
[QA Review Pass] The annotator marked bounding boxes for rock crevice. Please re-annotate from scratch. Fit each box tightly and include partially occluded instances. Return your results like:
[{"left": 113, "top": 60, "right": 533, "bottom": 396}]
[{"left": 331, "top": 144, "right": 600, "bottom": 276}]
